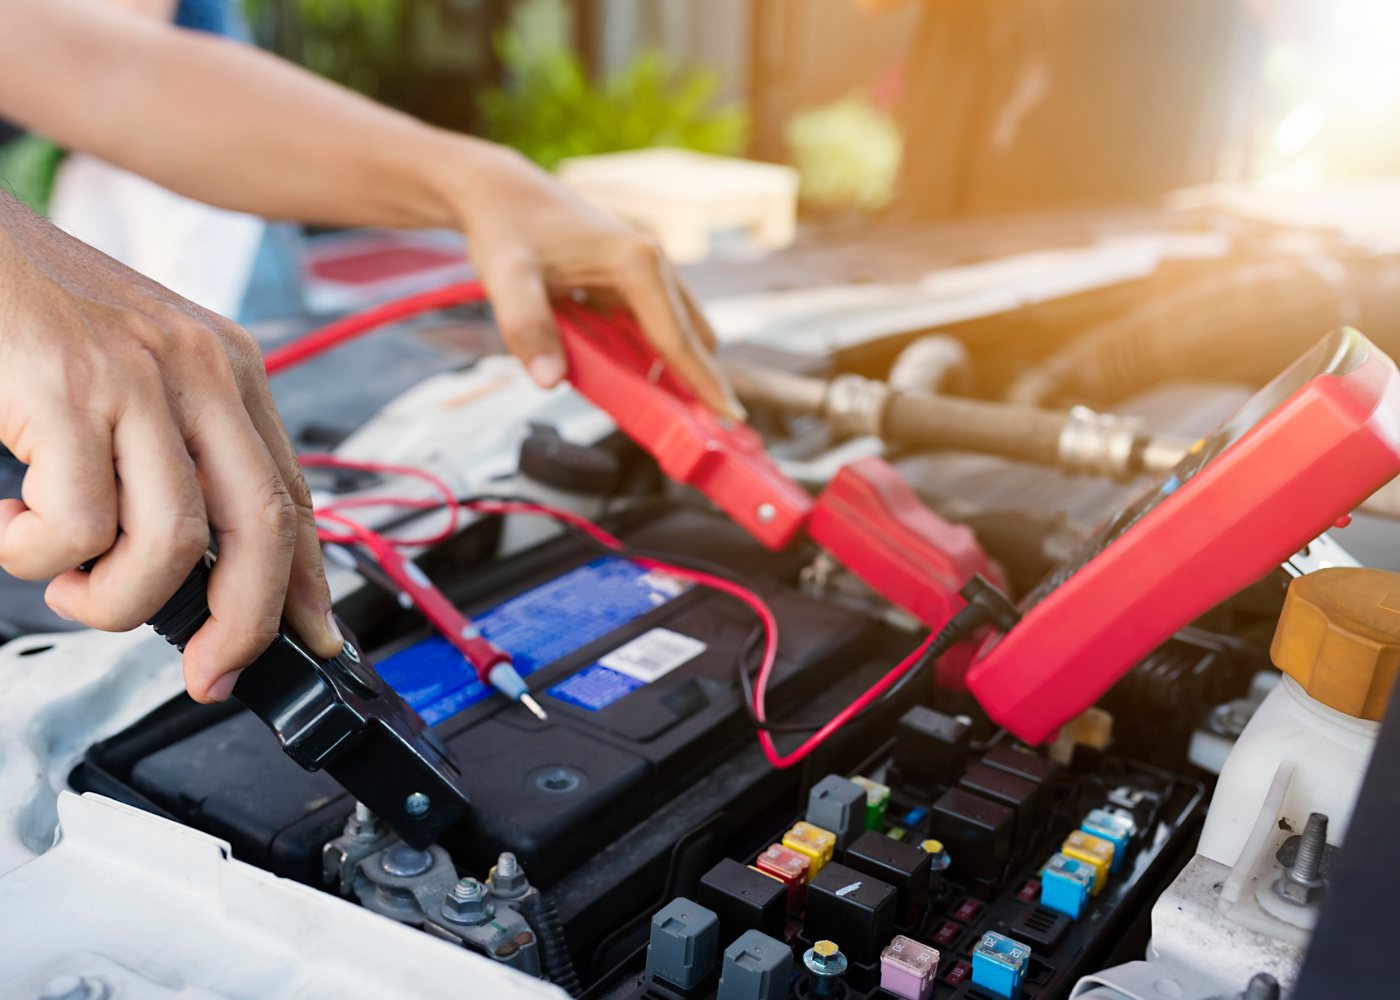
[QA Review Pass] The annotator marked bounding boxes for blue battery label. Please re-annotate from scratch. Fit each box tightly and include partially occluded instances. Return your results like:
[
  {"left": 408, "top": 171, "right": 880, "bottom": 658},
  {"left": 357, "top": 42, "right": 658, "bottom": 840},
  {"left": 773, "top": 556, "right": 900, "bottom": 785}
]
[
  {"left": 376, "top": 556, "right": 689, "bottom": 724},
  {"left": 548, "top": 627, "right": 708, "bottom": 712},
  {"left": 548, "top": 664, "right": 644, "bottom": 711}
]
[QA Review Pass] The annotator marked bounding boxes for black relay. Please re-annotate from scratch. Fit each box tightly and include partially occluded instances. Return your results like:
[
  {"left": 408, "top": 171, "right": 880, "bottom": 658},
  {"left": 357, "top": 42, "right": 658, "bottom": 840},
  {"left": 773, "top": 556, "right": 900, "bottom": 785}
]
[
  {"left": 844, "top": 830, "right": 931, "bottom": 926},
  {"left": 697, "top": 858, "right": 787, "bottom": 943},
  {"left": 804, "top": 861, "right": 897, "bottom": 967}
]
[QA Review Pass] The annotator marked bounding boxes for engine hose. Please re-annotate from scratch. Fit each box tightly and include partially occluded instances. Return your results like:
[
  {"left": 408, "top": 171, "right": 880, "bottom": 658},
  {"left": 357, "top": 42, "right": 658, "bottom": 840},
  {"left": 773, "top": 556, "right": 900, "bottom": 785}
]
[
  {"left": 1005, "top": 257, "right": 1354, "bottom": 406},
  {"left": 520, "top": 892, "right": 581, "bottom": 996},
  {"left": 880, "top": 391, "right": 1066, "bottom": 466},
  {"left": 727, "top": 362, "right": 1172, "bottom": 478}
]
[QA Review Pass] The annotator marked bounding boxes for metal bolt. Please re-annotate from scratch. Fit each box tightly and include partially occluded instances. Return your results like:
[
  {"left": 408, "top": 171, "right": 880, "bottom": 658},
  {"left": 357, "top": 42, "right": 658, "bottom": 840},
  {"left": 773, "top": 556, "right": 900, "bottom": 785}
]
[
  {"left": 756, "top": 502, "right": 776, "bottom": 523},
  {"left": 489, "top": 851, "right": 529, "bottom": 897},
  {"left": 453, "top": 877, "right": 487, "bottom": 901},
  {"left": 1273, "top": 812, "right": 1328, "bottom": 905},
  {"left": 345, "top": 801, "right": 382, "bottom": 841},
  {"left": 379, "top": 844, "right": 434, "bottom": 878},
  {"left": 1240, "top": 972, "right": 1280, "bottom": 1000},
  {"left": 442, "top": 876, "right": 493, "bottom": 925},
  {"left": 404, "top": 791, "right": 431, "bottom": 817},
  {"left": 803, "top": 940, "right": 848, "bottom": 997},
  {"left": 1293, "top": 813, "right": 1327, "bottom": 882},
  {"left": 920, "top": 838, "right": 952, "bottom": 873}
]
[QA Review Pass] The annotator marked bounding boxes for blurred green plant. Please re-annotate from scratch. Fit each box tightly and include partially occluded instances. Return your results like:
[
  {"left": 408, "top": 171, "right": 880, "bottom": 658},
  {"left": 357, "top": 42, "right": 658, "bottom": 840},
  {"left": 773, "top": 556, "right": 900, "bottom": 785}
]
[
  {"left": 785, "top": 94, "right": 902, "bottom": 214},
  {"left": 0, "top": 135, "right": 64, "bottom": 215},
  {"left": 244, "top": 0, "right": 407, "bottom": 99},
  {"left": 478, "top": 0, "right": 746, "bottom": 170}
]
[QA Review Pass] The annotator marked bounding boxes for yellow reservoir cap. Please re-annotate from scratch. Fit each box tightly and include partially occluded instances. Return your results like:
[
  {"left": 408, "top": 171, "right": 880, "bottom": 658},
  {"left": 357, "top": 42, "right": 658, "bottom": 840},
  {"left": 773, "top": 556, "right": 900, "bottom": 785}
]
[
  {"left": 1272, "top": 568, "right": 1400, "bottom": 721},
  {"left": 1062, "top": 830, "right": 1113, "bottom": 895}
]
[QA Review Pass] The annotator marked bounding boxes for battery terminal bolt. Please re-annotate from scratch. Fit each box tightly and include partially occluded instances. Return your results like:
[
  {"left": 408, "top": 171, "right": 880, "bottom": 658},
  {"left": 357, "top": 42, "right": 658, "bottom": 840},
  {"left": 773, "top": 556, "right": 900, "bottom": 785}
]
[
  {"left": 379, "top": 844, "right": 434, "bottom": 878},
  {"left": 489, "top": 851, "right": 530, "bottom": 898},
  {"left": 345, "top": 801, "right": 383, "bottom": 842},
  {"left": 442, "top": 876, "right": 494, "bottom": 925}
]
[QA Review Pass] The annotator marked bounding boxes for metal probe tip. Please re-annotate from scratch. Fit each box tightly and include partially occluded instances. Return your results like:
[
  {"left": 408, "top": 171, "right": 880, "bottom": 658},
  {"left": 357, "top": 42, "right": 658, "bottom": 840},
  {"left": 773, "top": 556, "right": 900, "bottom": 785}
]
[{"left": 520, "top": 692, "right": 549, "bottom": 721}]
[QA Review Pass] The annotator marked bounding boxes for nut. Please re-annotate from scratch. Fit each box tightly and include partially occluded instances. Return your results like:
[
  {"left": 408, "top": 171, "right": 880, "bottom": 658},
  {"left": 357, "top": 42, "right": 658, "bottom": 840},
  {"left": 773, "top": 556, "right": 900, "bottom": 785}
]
[
  {"left": 1272, "top": 872, "right": 1325, "bottom": 905},
  {"left": 442, "top": 877, "right": 493, "bottom": 925},
  {"left": 489, "top": 852, "right": 528, "bottom": 897}
]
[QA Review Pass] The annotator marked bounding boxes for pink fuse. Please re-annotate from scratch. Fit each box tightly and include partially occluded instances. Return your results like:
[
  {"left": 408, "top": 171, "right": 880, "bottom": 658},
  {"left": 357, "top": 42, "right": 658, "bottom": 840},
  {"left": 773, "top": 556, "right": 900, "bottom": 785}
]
[{"left": 880, "top": 935, "right": 940, "bottom": 1000}]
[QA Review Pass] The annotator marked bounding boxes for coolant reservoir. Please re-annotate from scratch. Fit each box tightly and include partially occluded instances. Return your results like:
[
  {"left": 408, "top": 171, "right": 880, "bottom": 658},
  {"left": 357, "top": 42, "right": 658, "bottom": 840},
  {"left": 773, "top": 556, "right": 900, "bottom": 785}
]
[{"left": 1197, "top": 567, "right": 1400, "bottom": 867}]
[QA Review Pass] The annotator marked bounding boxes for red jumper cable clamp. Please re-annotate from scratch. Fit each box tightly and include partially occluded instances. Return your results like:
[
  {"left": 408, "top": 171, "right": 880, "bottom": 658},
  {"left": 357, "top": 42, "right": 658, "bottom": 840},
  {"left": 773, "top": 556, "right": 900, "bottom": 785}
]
[{"left": 554, "top": 300, "right": 1004, "bottom": 635}]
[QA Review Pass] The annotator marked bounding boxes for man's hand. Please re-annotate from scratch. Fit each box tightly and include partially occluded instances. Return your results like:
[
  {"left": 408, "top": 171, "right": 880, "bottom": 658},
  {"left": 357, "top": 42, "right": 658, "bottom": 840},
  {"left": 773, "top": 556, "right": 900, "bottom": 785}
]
[
  {"left": 0, "top": 193, "right": 342, "bottom": 701},
  {"left": 440, "top": 142, "right": 745, "bottom": 421}
]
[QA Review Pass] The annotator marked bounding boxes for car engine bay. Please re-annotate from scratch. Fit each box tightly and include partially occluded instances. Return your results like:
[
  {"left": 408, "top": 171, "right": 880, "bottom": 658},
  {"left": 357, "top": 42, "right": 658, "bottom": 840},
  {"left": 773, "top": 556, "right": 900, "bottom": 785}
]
[{"left": 2, "top": 208, "right": 1399, "bottom": 1000}]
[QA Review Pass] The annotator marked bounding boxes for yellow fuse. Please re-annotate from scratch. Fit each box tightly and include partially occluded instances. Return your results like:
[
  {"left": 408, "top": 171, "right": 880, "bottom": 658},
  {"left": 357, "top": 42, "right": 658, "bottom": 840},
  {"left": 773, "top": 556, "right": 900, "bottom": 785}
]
[
  {"left": 1062, "top": 830, "right": 1114, "bottom": 896},
  {"left": 783, "top": 822, "right": 836, "bottom": 874}
]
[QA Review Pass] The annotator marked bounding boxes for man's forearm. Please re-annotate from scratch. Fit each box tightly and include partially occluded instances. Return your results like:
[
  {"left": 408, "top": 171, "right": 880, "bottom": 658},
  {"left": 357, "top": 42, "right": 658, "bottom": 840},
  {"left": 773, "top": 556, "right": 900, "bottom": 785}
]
[
  {"left": 0, "top": 0, "right": 741, "bottom": 419},
  {"left": 0, "top": 0, "right": 483, "bottom": 231}
]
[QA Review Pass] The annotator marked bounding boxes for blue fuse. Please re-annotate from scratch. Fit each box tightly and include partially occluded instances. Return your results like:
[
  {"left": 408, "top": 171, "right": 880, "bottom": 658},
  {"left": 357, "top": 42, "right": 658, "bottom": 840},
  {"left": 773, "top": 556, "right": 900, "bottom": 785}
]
[
  {"left": 901, "top": 807, "right": 928, "bottom": 826},
  {"left": 971, "top": 931, "right": 1032, "bottom": 998},
  {"left": 1040, "top": 852, "right": 1094, "bottom": 919},
  {"left": 1082, "top": 808, "right": 1135, "bottom": 873}
]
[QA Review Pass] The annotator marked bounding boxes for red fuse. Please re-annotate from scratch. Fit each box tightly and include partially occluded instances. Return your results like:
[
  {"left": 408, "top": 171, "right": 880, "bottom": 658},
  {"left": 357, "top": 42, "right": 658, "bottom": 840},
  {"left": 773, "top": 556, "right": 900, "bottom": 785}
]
[
  {"left": 1016, "top": 879, "right": 1042, "bottom": 903},
  {"left": 953, "top": 898, "right": 984, "bottom": 922},
  {"left": 755, "top": 843, "right": 811, "bottom": 908},
  {"left": 944, "top": 959, "right": 972, "bottom": 986},
  {"left": 932, "top": 921, "right": 962, "bottom": 947}
]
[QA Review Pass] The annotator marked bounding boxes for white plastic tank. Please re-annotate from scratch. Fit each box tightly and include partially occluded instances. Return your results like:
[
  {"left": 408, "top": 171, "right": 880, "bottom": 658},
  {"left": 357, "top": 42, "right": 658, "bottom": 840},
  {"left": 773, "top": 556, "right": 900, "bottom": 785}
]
[
  {"left": 1196, "top": 674, "right": 1378, "bottom": 867},
  {"left": 1198, "top": 567, "right": 1398, "bottom": 866}
]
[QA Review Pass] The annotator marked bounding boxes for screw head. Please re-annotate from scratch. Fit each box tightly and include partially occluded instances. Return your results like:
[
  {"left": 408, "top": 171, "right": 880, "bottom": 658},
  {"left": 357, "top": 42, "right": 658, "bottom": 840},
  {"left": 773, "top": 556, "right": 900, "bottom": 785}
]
[
  {"left": 756, "top": 502, "right": 776, "bottom": 523},
  {"left": 804, "top": 940, "right": 848, "bottom": 976},
  {"left": 404, "top": 791, "right": 431, "bottom": 817},
  {"left": 1241, "top": 972, "right": 1281, "bottom": 1000},
  {"left": 921, "top": 838, "right": 952, "bottom": 872}
]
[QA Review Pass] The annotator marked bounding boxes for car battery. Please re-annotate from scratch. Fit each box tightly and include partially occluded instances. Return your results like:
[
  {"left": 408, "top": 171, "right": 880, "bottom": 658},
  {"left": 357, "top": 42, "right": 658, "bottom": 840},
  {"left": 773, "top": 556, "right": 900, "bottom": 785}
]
[{"left": 84, "top": 506, "right": 917, "bottom": 893}]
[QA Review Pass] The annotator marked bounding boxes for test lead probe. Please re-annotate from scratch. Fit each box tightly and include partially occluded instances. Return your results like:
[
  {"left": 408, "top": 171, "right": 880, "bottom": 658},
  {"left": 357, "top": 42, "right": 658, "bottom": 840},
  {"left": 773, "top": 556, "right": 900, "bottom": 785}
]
[{"left": 317, "top": 509, "right": 548, "bottom": 721}]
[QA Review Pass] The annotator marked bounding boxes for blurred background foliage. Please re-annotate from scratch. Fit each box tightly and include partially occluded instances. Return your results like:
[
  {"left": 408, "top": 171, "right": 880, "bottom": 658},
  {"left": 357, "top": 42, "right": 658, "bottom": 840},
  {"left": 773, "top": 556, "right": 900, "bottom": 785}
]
[
  {"left": 246, "top": 0, "right": 407, "bottom": 99},
  {"left": 785, "top": 94, "right": 901, "bottom": 214},
  {"left": 245, "top": 0, "right": 747, "bottom": 171},
  {"left": 0, "top": 135, "right": 63, "bottom": 216},
  {"left": 478, "top": 0, "right": 746, "bottom": 169}
]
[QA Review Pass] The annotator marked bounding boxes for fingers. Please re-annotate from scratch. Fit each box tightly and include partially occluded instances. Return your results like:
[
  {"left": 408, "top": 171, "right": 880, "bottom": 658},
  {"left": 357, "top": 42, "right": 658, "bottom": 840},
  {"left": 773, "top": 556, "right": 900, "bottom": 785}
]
[
  {"left": 483, "top": 252, "right": 568, "bottom": 388},
  {"left": 0, "top": 415, "right": 118, "bottom": 580},
  {"left": 615, "top": 241, "right": 745, "bottom": 420},
  {"left": 178, "top": 396, "right": 300, "bottom": 703},
  {"left": 678, "top": 279, "right": 720, "bottom": 353},
  {"left": 237, "top": 374, "right": 342, "bottom": 662},
  {"left": 44, "top": 389, "right": 208, "bottom": 631}
]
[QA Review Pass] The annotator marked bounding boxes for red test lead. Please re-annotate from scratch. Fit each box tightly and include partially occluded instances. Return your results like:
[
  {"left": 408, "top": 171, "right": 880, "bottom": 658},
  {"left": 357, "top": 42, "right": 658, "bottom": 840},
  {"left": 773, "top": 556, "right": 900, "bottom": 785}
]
[{"left": 318, "top": 509, "right": 548, "bottom": 721}]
